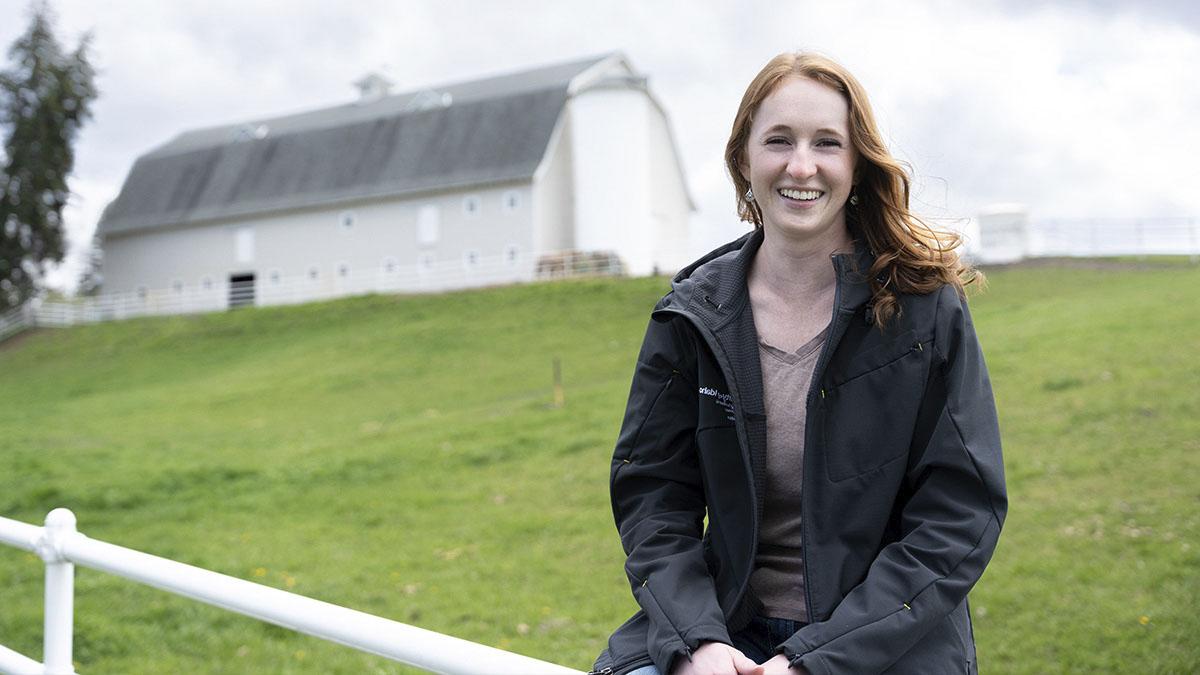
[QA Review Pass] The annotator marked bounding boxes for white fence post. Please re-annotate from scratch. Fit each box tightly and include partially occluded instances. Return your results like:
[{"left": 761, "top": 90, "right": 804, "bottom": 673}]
[{"left": 36, "top": 509, "right": 76, "bottom": 675}]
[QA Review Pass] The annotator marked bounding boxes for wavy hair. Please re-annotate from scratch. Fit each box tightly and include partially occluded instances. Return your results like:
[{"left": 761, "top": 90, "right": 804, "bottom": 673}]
[{"left": 725, "top": 52, "right": 980, "bottom": 327}]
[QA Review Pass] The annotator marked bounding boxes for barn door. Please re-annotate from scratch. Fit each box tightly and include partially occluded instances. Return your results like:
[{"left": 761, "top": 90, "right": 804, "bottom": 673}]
[{"left": 228, "top": 273, "right": 256, "bottom": 309}]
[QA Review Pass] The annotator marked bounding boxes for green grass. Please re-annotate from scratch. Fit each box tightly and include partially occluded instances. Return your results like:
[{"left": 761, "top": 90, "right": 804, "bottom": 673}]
[{"left": 1, "top": 265, "right": 1198, "bottom": 673}]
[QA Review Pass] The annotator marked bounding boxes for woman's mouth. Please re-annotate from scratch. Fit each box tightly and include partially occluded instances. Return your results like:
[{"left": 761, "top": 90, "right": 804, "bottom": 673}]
[{"left": 778, "top": 188, "right": 823, "bottom": 202}]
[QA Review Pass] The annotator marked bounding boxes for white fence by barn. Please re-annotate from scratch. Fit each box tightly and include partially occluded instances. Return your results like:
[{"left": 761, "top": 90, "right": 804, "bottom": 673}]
[
  {"left": 3, "top": 218, "right": 1198, "bottom": 343},
  {"left": 0, "top": 304, "right": 34, "bottom": 342},
  {"left": 0, "top": 249, "right": 622, "bottom": 340},
  {"left": 0, "top": 509, "right": 583, "bottom": 675}
]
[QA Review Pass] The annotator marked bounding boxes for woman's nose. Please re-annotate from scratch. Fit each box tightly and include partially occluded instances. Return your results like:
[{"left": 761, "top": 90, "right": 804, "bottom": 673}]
[{"left": 787, "top": 149, "right": 817, "bottom": 179}]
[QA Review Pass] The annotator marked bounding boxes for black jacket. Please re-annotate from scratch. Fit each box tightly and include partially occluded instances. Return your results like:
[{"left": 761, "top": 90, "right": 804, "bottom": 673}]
[{"left": 592, "top": 230, "right": 1006, "bottom": 675}]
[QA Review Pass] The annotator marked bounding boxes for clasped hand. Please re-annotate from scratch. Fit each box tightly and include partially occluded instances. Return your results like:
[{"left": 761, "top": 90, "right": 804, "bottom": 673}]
[{"left": 671, "top": 642, "right": 806, "bottom": 675}]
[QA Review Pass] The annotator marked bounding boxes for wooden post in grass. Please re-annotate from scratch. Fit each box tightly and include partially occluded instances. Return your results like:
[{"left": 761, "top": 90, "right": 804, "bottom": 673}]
[{"left": 552, "top": 357, "right": 565, "bottom": 408}]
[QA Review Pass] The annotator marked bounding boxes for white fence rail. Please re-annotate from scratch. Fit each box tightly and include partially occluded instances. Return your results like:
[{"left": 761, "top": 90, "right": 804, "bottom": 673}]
[
  {"left": 0, "top": 509, "right": 583, "bottom": 675},
  {"left": 0, "top": 304, "right": 34, "bottom": 342},
  {"left": 1029, "top": 216, "right": 1199, "bottom": 259},
  {"left": 6, "top": 219, "right": 1196, "bottom": 342},
  {"left": 0, "top": 249, "right": 623, "bottom": 338}
]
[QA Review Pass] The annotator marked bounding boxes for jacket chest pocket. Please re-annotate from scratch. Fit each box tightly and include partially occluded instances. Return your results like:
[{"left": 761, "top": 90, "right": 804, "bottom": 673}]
[{"left": 821, "top": 342, "right": 929, "bottom": 482}]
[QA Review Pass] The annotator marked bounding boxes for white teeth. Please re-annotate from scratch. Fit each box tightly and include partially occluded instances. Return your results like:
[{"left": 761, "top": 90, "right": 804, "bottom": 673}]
[{"left": 779, "top": 188, "right": 822, "bottom": 201}]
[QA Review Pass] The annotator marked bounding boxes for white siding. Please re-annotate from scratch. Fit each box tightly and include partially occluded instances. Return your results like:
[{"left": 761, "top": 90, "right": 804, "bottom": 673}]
[
  {"left": 99, "top": 183, "right": 536, "bottom": 297},
  {"left": 570, "top": 87, "right": 650, "bottom": 273},
  {"left": 568, "top": 82, "right": 690, "bottom": 276},
  {"left": 532, "top": 111, "right": 575, "bottom": 253},
  {"left": 645, "top": 100, "right": 693, "bottom": 274}
]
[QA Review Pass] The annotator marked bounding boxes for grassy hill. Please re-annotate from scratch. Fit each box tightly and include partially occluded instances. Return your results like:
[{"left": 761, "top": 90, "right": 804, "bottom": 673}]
[{"left": 1, "top": 263, "right": 1197, "bottom": 673}]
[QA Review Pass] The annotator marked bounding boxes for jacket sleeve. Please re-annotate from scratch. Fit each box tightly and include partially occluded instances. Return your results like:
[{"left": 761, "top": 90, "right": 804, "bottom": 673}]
[
  {"left": 780, "top": 285, "right": 1008, "bottom": 674},
  {"left": 611, "top": 313, "right": 733, "bottom": 674}
]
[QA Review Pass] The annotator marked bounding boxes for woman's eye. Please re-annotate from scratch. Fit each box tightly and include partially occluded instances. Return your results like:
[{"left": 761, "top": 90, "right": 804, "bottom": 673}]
[
  {"left": 766, "top": 137, "right": 789, "bottom": 145},
  {"left": 817, "top": 139, "right": 843, "bottom": 148}
]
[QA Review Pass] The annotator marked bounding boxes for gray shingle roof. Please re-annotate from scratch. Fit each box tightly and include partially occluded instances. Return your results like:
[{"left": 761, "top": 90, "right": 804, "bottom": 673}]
[{"left": 99, "top": 54, "right": 613, "bottom": 236}]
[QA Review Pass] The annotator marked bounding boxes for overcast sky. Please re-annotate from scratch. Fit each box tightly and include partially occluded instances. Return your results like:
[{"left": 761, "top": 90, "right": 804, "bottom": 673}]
[{"left": 2, "top": 0, "right": 1197, "bottom": 290}]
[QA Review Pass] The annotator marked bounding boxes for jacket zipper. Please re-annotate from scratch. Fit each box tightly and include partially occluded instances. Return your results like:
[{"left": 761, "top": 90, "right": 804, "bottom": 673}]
[{"left": 798, "top": 253, "right": 850, "bottom": 625}]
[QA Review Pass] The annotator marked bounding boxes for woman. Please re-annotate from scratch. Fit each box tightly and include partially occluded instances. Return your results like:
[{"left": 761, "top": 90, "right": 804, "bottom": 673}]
[{"left": 591, "top": 52, "right": 1006, "bottom": 675}]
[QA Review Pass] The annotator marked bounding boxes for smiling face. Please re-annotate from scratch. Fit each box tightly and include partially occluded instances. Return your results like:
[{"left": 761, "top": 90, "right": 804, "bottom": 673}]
[{"left": 739, "top": 75, "right": 858, "bottom": 247}]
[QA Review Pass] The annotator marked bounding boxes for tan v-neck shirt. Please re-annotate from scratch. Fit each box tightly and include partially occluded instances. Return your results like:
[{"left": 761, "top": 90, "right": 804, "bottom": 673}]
[{"left": 749, "top": 326, "right": 827, "bottom": 622}]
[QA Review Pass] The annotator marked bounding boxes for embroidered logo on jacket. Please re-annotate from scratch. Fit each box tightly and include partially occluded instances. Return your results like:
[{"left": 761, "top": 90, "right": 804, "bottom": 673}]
[{"left": 699, "top": 386, "right": 736, "bottom": 422}]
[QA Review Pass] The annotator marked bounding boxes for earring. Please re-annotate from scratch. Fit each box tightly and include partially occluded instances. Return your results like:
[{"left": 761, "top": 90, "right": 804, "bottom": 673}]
[
  {"left": 745, "top": 188, "right": 755, "bottom": 202},
  {"left": 849, "top": 192, "right": 860, "bottom": 206}
]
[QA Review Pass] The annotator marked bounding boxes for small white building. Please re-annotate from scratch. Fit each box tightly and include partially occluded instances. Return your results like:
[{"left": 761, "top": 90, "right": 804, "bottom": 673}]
[
  {"left": 975, "top": 203, "right": 1029, "bottom": 264},
  {"left": 97, "top": 53, "right": 694, "bottom": 309}
]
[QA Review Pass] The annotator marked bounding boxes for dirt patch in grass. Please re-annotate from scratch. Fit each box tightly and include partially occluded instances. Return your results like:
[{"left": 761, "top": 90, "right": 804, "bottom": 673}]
[{"left": 0, "top": 326, "right": 47, "bottom": 351}]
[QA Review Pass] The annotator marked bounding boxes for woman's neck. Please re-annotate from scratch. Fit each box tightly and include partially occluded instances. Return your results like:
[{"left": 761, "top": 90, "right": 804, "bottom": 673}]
[{"left": 750, "top": 225, "right": 854, "bottom": 302}]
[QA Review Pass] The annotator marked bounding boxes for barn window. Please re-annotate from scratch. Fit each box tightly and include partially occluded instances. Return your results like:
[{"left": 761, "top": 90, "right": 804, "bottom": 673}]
[
  {"left": 235, "top": 227, "right": 255, "bottom": 263},
  {"left": 337, "top": 262, "right": 350, "bottom": 278},
  {"left": 339, "top": 211, "right": 355, "bottom": 231},
  {"left": 382, "top": 257, "right": 398, "bottom": 274},
  {"left": 419, "top": 253, "right": 435, "bottom": 270},
  {"left": 269, "top": 269, "right": 282, "bottom": 285},
  {"left": 463, "top": 250, "right": 479, "bottom": 269},
  {"left": 201, "top": 276, "right": 213, "bottom": 291},
  {"left": 463, "top": 195, "right": 481, "bottom": 217},
  {"left": 505, "top": 245, "right": 520, "bottom": 265},
  {"left": 171, "top": 280, "right": 184, "bottom": 294},
  {"left": 417, "top": 205, "right": 439, "bottom": 245},
  {"left": 308, "top": 266, "right": 320, "bottom": 281},
  {"left": 136, "top": 286, "right": 147, "bottom": 299},
  {"left": 503, "top": 190, "right": 520, "bottom": 212}
]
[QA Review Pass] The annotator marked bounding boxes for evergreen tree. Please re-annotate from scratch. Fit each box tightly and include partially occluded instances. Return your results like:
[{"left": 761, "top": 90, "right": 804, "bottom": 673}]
[
  {"left": 0, "top": 1, "right": 97, "bottom": 310},
  {"left": 76, "top": 231, "right": 102, "bottom": 296}
]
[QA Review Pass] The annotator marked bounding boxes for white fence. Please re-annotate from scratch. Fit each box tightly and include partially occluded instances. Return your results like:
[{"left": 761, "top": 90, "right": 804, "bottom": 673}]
[
  {"left": 0, "top": 509, "right": 583, "bottom": 675},
  {"left": 968, "top": 215, "right": 1200, "bottom": 264},
  {"left": 0, "top": 304, "right": 35, "bottom": 342},
  {"left": 5, "top": 219, "right": 1197, "bottom": 342},
  {"left": 2, "top": 249, "right": 623, "bottom": 337},
  {"left": 1029, "top": 216, "right": 1199, "bottom": 259}
]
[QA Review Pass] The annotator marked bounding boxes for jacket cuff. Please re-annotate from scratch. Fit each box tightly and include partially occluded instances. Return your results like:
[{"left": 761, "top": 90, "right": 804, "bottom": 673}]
[
  {"left": 652, "top": 624, "right": 734, "bottom": 675},
  {"left": 779, "top": 636, "right": 831, "bottom": 675},
  {"left": 790, "top": 656, "right": 831, "bottom": 675}
]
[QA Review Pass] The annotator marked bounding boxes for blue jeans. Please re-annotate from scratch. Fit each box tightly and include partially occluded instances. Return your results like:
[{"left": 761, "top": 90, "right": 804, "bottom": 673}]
[{"left": 626, "top": 615, "right": 806, "bottom": 675}]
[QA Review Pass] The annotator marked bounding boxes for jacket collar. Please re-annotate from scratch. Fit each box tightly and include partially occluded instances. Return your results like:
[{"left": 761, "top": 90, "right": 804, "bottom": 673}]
[{"left": 664, "top": 228, "right": 877, "bottom": 330}]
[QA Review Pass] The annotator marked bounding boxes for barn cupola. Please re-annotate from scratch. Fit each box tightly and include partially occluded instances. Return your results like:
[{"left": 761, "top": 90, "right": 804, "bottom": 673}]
[{"left": 353, "top": 72, "right": 394, "bottom": 104}]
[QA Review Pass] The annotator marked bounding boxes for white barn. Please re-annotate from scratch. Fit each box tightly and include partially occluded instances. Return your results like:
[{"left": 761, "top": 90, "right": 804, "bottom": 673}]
[{"left": 96, "top": 53, "right": 694, "bottom": 310}]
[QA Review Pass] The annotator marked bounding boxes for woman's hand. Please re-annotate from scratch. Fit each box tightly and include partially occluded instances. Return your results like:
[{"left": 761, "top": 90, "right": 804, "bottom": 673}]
[
  {"left": 757, "top": 654, "right": 807, "bottom": 674},
  {"left": 671, "top": 641, "right": 762, "bottom": 675}
]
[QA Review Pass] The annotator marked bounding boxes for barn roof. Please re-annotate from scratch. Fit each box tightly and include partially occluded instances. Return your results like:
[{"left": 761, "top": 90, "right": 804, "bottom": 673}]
[{"left": 98, "top": 54, "right": 616, "bottom": 236}]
